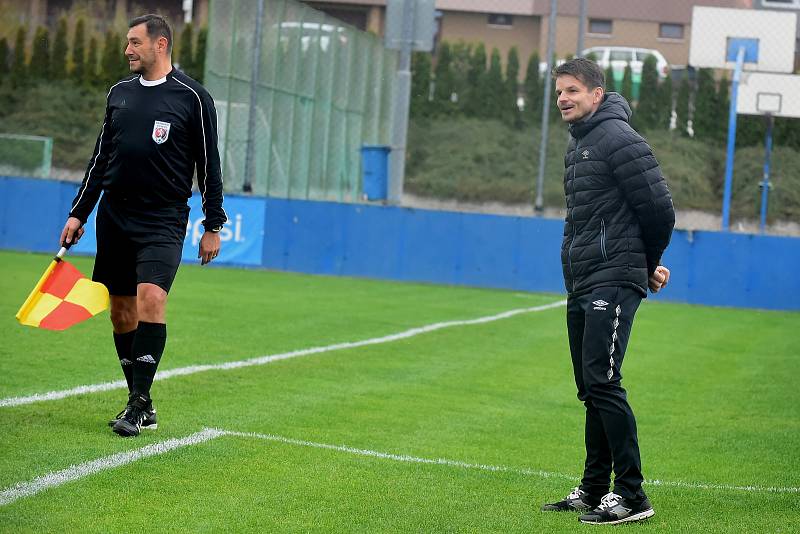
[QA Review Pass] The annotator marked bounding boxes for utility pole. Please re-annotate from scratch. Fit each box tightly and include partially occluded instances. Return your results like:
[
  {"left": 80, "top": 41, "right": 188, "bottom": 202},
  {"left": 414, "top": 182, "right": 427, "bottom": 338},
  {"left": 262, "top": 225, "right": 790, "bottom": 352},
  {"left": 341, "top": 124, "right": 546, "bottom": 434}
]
[{"left": 534, "top": 0, "right": 558, "bottom": 213}]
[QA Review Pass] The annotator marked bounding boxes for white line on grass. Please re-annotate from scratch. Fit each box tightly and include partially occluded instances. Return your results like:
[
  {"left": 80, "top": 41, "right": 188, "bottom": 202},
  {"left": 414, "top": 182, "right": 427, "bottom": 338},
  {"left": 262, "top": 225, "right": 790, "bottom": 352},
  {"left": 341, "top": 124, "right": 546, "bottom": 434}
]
[
  {"left": 0, "top": 428, "right": 224, "bottom": 507},
  {"left": 222, "top": 429, "right": 800, "bottom": 495},
  {"left": 2, "top": 426, "right": 797, "bottom": 508},
  {"left": 0, "top": 300, "right": 566, "bottom": 409}
]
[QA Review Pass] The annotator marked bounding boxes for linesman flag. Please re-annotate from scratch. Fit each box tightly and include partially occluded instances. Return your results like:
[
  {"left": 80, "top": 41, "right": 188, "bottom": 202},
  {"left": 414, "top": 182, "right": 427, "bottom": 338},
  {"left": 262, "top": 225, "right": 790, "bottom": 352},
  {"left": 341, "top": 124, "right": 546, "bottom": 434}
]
[{"left": 16, "top": 248, "right": 109, "bottom": 331}]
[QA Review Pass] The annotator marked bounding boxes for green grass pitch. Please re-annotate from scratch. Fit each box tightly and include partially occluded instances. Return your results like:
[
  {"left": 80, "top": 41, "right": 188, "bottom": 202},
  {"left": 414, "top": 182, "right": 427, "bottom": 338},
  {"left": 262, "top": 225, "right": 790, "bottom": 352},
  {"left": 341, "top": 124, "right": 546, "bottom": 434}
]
[{"left": 1, "top": 250, "right": 798, "bottom": 532}]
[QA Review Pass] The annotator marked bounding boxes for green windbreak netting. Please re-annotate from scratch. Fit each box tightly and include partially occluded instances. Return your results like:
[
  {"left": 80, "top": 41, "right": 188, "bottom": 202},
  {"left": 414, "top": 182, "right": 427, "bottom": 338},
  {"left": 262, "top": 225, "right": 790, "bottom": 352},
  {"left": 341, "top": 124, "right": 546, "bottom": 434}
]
[{"left": 206, "top": 0, "right": 397, "bottom": 201}]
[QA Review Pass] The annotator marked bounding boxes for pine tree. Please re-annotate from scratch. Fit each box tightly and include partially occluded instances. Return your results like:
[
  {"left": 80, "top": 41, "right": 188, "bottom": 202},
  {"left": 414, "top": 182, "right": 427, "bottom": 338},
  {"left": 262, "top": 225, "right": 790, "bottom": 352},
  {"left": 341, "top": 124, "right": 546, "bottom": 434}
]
[
  {"left": 620, "top": 63, "right": 633, "bottom": 103},
  {"left": 178, "top": 24, "right": 194, "bottom": 76},
  {"left": 635, "top": 54, "right": 660, "bottom": 130},
  {"left": 410, "top": 51, "right": 432, "bottom": 118},
  {"left": 657, "top": 72, "right": 673, "bottom": 130},
  {"left": 449, "top": 41, "right": 472, "bottom": 115},
  {"left": 676, "top": 71, "right": 690, "bottom": 136},
  {"left": 692, "top": 68, "right": 717, "bottom": 141},
  {"left": 506, "top": 46, "right": 522, "bottom": 128},
  {"left": 484, "top": 47, "right": 505, "bottom": 119},
  {"left": 194, "top": 27, "right": 207, "bottom": 83},
  {"left": 71, "top": 18, "right": 86, "bottom": 83},
  {"left": 604, "top": 63, "right": 615, "bottom": 92},
  {"left": 775, "top": 117, "right": 800, "bottom": 150},
  {"left": 50, "top": 17, "right": 68, "bottom": 79},
  {"left": 11, "top": 26, "right": 27, "bottom": 88},
  {"left": 85, "top": 36, "right": 99, "bottom": 87},
  {"left": 464, "top": 42, "right": 486, "bottom": 117},
  {"left": 101, "top": 30, "right": 124, "bottom": 86},
  {"left": 715, "top": 73, "right": 730, "bottom": 143},
  {"left": 432, "top": 41, "right": 455, "bottom": 115},
  {"left": 29, "top": 26, "right": 50, "bottom": 81},
  {"left": 0, "top": 38, "right": 9, "bottom": 82},
  {"left": 523, "top": 51, "right": 542, "bottom": 125}
]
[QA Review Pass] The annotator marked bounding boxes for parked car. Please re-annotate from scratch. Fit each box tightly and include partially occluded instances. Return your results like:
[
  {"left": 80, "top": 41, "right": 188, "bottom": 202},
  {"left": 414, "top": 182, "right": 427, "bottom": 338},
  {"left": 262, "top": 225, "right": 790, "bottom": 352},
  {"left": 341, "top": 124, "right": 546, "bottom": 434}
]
[{"left": 583, "top": 46, "right": 670, "bottom": 78}]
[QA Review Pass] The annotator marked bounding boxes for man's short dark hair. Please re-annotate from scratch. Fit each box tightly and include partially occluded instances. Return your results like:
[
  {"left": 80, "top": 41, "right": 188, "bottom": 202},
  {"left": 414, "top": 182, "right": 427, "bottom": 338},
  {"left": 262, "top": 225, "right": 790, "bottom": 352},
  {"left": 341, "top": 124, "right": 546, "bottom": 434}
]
[
  {"left": 553, "top": 57, "right": 605, "bottom": 91},
  {"left": 129, "top": 14, "right": 172, "bottom": 53}
]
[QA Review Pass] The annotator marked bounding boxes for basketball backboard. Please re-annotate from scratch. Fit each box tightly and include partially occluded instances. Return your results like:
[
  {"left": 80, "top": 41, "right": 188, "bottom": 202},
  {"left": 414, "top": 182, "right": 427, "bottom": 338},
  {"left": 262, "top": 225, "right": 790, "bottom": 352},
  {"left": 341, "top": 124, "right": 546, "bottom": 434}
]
[
  {"left": 689, "top": 6, "right": 797, "bottom": 73},
  {"left": 737, "top": 72, "right": 800, "bottom": 118}
]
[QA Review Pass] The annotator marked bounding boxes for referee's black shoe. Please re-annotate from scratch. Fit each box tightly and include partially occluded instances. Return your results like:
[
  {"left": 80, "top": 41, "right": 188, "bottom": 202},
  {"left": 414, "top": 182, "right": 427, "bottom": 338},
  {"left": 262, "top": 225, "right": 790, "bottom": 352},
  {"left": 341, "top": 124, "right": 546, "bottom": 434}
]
[
  {"left": 112, "top": 393, "right": 154, "bottom": 437},
  {"left": 578, "top": 492, "right": 655, "bottom": 524},
  {"left": 108, "top": 395, "right": 157, "bottom": 430},
  {"left": 541, "top": 487, "right": 601, "bottom": 512}
]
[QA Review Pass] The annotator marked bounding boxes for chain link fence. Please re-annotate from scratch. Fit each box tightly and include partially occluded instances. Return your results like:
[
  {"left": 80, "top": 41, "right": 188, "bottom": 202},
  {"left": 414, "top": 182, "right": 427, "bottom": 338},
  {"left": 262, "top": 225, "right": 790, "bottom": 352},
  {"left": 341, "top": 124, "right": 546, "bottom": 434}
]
[{"left": 206, "top": 0, "right": 396, "bottom": 202}]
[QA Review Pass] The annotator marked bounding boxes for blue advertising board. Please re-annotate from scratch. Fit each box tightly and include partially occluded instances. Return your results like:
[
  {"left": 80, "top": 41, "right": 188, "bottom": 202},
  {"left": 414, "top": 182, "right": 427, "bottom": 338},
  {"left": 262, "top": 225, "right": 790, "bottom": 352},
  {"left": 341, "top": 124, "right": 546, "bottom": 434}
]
[{"left": 75, "top": 193, "right": 265, "bottom": 266}]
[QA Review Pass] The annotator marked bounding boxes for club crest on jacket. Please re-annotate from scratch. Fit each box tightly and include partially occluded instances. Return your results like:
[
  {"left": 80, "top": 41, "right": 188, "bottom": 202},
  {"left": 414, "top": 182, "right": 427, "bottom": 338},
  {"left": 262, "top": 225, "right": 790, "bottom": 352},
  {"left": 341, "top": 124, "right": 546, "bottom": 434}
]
[{"left": 152, "top": 121, "right": 171, "bottom": 144}]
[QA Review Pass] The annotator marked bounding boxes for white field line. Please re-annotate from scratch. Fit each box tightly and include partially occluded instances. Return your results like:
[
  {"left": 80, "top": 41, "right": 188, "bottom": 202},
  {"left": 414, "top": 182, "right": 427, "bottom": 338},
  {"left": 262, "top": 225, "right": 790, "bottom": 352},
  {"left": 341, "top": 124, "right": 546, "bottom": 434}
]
[
  {"left": 0, "top": 300, "right": 567, "bottom": 409},
  {"left": 0, "top": 428, "right": 225, "bottom": 507},
  {"left": 2, "top": 426, "right": 797, "bottom": 508},
  {"left": 222, "top": 429, "right": 800, "bottom": 495}
]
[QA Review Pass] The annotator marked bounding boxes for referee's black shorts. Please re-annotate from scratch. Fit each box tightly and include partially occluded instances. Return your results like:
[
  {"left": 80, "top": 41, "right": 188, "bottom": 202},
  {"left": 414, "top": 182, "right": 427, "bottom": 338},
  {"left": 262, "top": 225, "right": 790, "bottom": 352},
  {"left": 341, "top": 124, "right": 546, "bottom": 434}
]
[{"left": 92, "top": 194, "right": 190, "bottom": 296}]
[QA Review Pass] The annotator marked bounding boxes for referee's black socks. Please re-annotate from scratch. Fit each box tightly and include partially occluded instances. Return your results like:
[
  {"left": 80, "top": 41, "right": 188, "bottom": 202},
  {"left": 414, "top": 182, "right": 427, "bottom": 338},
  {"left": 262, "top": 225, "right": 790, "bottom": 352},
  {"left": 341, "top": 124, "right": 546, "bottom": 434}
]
[
  {"left": 113, "top": 329, "right": 137, "bottom": 393},
  {"left": 131, "top": 321, "right": 167, "bottom": 399}
]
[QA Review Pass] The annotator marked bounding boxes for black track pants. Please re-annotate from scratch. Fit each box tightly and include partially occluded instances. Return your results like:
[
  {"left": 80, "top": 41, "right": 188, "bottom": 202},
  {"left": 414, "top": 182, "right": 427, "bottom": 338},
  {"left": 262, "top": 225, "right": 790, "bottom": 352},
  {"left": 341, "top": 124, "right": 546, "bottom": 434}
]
[{"left": 566, "top": 285, "right": 645, "bottom": 501}]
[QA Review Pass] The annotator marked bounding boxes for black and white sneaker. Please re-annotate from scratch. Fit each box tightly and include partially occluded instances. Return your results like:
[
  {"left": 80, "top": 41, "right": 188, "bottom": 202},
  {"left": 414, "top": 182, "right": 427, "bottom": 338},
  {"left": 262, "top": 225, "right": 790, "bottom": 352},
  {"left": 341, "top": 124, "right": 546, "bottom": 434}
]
[
  {"left": 578, "top": 492, "right": 655, "bottom": 525},
  {"left": 542, "top": 487, "right": 600, "bottom": 512},
  {"left": 108, "top": 398, "right": 157, "bottom": 429},
  {"left": 112, "top": 394, "right": 154, "bottom": 437}
]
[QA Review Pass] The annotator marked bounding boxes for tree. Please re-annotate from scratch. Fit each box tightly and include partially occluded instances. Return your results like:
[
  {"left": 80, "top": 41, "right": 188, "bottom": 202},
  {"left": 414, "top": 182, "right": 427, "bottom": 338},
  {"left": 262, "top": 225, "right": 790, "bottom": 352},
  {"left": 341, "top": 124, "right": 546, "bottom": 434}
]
[
  {"left": 657, "top": 72, "right": 673, "bottom": 131},
  {"left": 194, "top": 27, "right": 207, "bottom": 83},
  {"left": 484, "top": 47, "right": 505, "bottom": 119},
  {"left": 50, "top": 17, "right": 68, "bottom": 79},
  {"left": 676, "top": 71, "right": 690, "bottom": 136},
  {"left": 178, "top": 23, "right": 194, "bottom": 76},
  {"left": 715, "top": 73, "right": 730, "bottom": 143},
  {"left": 635, "top": 55, "right": 660, "bottom": 130},
  {"left": 620, "top": 63, "right": 633, "bottom": 103},
  {"left": 604, "top": 63, "right": 615, "bottom": 92},
  {"left": 29, "top": 26, "right": 50, "bottom": 81},
  {"left": 449, "top": 41, "right": 472, "bottom": 114},
  {"left": 523, "top": 51, "right": 542, "bottom": 125},
  {"left": 463, "top": 42, "right": 486, "bottom": 117},
  {"left": 71, "top": 18, "right": 86, "bottom": 83},
  {"left": 692, "top": 68, "right": 717, "bottom": 141},
  {"left": 85, "top": 36, "right": 99, "bottom": 87},
  {"left": 11, "top": 26, "right": 27, "bottom": 88},
  {"left": 506, "top": 46, "right": 522, "bottom": 128},
  {"left": 0, "top": 38, "right": 9, "bottom": 82},
  {"left": 432, "top": 41, "right": 456, "bottom": 115},
  {"left": 101, "top": 30, "right": 125, "bottom": 86},
  {"left": 410, "top": 51, "right": 432, "bottom": 118}
]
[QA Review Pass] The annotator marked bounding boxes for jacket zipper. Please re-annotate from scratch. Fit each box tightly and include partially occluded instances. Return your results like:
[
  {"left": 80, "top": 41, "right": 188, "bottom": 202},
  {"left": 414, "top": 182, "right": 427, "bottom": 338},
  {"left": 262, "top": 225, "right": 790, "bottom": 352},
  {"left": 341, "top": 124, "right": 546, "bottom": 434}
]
[{"left": 600, "top": 219, "right": 608, "bottom": 262}]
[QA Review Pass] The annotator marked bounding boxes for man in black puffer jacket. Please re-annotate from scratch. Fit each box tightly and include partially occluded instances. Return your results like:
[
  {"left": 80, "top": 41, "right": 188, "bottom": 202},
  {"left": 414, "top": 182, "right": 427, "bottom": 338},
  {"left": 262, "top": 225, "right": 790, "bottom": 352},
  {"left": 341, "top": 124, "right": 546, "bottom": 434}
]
[{"left": 541, "top": 58, "right": 675, "bottom": 525}]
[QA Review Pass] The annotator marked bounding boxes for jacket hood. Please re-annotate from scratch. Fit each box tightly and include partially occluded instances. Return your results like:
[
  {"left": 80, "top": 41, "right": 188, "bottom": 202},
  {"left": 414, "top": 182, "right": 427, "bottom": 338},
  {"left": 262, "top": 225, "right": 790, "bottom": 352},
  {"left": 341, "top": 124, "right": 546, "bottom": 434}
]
[{"left": 569, "top": 92, "right": 632, "bottom": 139}]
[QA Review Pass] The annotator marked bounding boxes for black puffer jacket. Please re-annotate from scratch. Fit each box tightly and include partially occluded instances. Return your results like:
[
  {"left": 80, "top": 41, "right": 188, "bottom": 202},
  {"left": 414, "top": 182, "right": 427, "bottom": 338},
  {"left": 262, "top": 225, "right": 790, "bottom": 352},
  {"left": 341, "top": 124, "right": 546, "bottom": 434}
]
[{"left": 561, "top": 92, "right": 675, "bottom": 297}]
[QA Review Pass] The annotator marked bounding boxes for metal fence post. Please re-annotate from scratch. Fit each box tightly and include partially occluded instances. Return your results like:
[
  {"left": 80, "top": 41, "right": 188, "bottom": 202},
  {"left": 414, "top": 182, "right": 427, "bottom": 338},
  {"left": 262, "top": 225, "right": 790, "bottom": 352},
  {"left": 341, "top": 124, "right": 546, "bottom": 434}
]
[
  {"left": 388, "top": 0, "right": 415, "bottom": 205},
  {"left": 534, "top": 0, "right": 558, "bottom": 213},
  {"left": 243, "top": 0, "right": 266, "bottom": 193}
]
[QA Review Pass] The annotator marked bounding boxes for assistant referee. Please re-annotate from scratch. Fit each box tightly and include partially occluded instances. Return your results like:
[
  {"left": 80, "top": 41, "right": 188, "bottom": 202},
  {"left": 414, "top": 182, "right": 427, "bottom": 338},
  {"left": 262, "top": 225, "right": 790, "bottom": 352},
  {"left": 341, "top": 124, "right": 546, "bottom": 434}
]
[{"left": 60, "top": 14, "right": 226, "bottom": 437}]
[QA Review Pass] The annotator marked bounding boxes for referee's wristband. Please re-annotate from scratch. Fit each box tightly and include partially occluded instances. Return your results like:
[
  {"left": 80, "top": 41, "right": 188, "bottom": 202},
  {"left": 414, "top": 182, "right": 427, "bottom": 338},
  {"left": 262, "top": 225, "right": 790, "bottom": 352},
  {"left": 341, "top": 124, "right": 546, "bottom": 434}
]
[{"left": 205, "top": 225, "right": 223, "bottom": 233}]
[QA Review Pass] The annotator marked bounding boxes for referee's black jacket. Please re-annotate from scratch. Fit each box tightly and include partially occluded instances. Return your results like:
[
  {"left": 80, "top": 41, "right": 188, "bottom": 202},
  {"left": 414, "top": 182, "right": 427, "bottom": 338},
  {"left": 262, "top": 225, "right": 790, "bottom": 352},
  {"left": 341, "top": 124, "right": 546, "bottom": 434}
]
[
  {"left": 561, "top": 92, "right": 675, "bottom": 297},
  {"left": 69, "top": 68, "right": 226, "bottom": 231}
]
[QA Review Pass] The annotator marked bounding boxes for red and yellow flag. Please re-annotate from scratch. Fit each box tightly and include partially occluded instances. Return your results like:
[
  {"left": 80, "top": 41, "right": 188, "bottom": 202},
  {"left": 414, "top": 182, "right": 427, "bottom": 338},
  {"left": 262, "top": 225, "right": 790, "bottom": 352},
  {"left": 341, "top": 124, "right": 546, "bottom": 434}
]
[{"left": 16, "top": 258, "right": 109, "bottom": 330}]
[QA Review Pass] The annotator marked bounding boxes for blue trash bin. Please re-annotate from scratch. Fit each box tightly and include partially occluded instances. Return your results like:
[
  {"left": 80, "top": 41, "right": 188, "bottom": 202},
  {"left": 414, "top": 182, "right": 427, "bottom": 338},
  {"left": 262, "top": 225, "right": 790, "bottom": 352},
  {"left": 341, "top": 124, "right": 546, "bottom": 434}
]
[{"left": 360, "top": 145, "right": 391, "bottom": 201}]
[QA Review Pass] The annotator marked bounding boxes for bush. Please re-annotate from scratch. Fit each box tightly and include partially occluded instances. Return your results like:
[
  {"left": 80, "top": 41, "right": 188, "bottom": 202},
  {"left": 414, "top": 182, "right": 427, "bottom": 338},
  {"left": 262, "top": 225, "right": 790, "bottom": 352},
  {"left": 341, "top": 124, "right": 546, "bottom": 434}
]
[{"left": 0, "top": 81, "right": 106, "bottom": 170}]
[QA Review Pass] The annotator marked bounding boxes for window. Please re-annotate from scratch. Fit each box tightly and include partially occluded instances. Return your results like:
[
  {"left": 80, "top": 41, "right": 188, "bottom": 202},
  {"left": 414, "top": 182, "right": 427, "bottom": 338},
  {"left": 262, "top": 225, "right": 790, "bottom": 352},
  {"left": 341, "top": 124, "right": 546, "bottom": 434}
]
[
  {"left": 488, "top": 14, "right": 513, "bottom": 27},
  {"left": 762, "top": 0, "right": 799, "bottom": 8},
  {"left": 609, "top": 49, "right": 633, "bottom": 62},
  {"left": 588, "top": 19, "right": 613, "bottom": 35},
  {"left": 659, "top": 23, "right": 684, "bottom": 40}
]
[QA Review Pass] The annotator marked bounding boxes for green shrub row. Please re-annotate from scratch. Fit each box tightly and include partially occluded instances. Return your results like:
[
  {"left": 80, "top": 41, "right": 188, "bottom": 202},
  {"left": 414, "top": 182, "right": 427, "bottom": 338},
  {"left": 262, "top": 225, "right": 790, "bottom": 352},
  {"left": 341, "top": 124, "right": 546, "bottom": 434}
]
[{"left": 0, "top": 18, "right": 206, "bottom": 90}]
